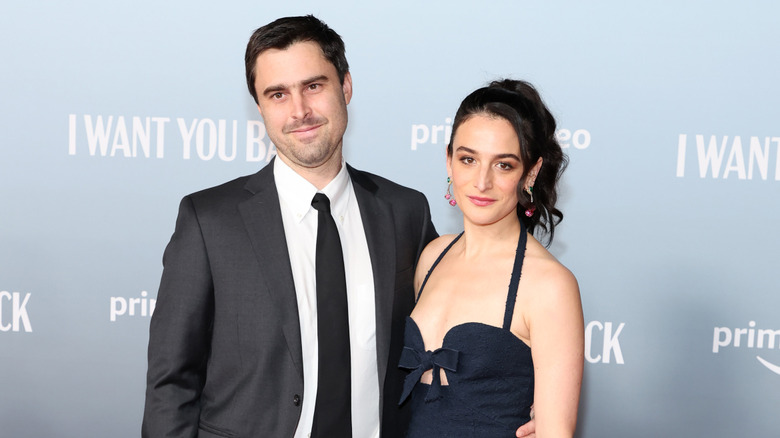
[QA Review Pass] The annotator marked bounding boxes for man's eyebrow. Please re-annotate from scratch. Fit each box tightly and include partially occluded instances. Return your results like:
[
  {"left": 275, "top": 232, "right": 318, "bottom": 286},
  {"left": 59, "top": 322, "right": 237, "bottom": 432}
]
[
  {"left": 301, "top": 75, "right": 328, "bottom": 86},
  {"left": 262, "top": 83, "right": 287, "bottom": 96},
  {"left": 262, "top": 75, "right": 330, "bottom": 96}
]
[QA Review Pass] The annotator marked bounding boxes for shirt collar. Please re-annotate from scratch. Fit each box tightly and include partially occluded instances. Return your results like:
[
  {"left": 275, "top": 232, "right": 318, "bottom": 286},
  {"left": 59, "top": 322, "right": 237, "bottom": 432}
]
[{"left": 274, "top": 156, "right": 351, "bottom": 223}]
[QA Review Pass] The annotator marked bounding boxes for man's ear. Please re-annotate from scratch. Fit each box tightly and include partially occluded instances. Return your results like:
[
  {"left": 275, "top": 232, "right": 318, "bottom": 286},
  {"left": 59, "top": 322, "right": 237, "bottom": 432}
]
[{"left": 342, "top": 72, "right": 353, "bottom": 105}]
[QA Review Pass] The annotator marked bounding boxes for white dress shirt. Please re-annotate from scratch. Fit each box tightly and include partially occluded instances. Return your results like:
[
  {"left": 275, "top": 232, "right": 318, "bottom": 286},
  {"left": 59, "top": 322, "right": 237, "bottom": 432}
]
[{"left": 274, "top": 158, "right": 379, "bottom": 438}]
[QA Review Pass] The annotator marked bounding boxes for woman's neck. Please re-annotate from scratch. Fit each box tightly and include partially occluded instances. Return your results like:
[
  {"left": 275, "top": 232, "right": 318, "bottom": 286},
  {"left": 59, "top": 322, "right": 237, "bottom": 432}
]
[{"left": 459, "top": 213, "right": 523, "bottom": 259}]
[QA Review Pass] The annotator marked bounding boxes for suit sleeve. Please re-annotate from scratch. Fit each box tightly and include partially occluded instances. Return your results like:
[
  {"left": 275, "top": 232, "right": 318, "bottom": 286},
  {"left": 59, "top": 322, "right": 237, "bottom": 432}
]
[
  {"left": 416, "top": 193, "right": 439, "bottom": 258},
  {"left": 142, "top": 196, "right": 214, "bottom": 438}
]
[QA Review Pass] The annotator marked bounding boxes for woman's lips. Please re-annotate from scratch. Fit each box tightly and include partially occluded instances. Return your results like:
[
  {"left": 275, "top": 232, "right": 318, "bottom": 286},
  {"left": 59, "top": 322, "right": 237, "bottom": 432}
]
[{"left": 468, "top": 196, "right": 495, "bottom": 207}]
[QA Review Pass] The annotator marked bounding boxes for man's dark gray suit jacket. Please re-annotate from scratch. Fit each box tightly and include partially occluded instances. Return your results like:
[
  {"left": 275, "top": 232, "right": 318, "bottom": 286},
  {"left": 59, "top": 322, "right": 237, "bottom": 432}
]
[{"left": 142, "top": 159, "right": 437, "bottom": 438}]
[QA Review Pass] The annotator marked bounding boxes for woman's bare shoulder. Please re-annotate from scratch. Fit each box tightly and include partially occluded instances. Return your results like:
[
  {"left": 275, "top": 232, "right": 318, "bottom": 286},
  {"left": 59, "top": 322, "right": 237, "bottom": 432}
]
[
  {"left": 414, "top": 234, "right": 461, "bottom": 289},
  {"left": 524, "top": 237, "right": 579, "bottom": 300},
  {"left": 419, "top": 234, "right": 460, "bottom": 269}
]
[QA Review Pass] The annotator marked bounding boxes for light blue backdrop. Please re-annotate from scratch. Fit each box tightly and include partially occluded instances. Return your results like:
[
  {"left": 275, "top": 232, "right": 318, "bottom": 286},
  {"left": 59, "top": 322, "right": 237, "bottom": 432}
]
[{"left": 1, "top": 1, "right": 778, "bottom": 437}]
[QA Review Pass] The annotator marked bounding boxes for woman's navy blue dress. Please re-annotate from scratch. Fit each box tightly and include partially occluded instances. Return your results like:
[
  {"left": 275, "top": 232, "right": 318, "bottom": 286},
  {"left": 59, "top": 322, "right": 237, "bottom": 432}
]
[{"left": 399, "top": 229, "right": 534, "bottom": 437}]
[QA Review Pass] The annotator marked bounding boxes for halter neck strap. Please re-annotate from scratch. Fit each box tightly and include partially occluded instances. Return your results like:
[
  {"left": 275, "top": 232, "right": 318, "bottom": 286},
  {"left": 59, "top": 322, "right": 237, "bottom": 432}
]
[
  {"left": 416, "top": 233, "right": 463, "bottom": 302},
  {"left": 503, "top": 222, "right": 528, "bottom": 330}
]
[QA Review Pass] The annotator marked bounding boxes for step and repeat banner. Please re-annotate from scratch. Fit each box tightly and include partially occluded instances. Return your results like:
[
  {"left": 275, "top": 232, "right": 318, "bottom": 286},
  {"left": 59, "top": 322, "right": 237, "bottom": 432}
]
[{"left": 1, "top": 1, "right": 778, "bottom": 437}]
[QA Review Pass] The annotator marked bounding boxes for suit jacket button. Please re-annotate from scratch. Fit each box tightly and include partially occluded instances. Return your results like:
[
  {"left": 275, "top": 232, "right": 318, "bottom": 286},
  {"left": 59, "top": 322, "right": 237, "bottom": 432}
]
[{"left": 293, "top": 394, "right": 301, "bottom": 406}]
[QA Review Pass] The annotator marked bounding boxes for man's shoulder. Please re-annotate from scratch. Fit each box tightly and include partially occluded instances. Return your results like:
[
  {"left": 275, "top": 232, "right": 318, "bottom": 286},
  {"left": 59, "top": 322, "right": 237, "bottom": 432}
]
[
  {"left": 178, "top": 166, "right": 273, "bottom": 217},
  {"left": 187, "top": 164, "right": 272, "bottom": 201},
  {"left": 347, "top": 165, "right": 426, "bottom": 202},
  {"left": 189, "top": 174, "right": 253, "bottom": 199}
]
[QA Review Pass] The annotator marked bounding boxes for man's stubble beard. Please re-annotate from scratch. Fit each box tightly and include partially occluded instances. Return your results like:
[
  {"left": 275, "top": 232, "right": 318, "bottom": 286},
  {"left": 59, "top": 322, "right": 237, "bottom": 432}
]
[{"left": 276, "top": 110, "right": 347, "bottom": 169}]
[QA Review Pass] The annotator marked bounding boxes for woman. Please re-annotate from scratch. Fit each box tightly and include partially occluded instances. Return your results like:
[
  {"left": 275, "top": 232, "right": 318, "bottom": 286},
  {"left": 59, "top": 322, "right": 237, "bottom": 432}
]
[{"left": 399, "top": 79, "right": 584, "bottom": 437}]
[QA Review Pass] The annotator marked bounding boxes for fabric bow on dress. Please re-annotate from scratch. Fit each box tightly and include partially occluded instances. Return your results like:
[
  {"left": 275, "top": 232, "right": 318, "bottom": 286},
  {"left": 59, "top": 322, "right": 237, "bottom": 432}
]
[{"left": 398, "top": 346, "right": 459, "bottom": 403}]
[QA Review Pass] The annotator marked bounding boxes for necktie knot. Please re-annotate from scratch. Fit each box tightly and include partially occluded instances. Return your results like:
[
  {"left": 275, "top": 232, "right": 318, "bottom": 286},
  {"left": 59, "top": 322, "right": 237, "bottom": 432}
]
[{"left": 311, "top": 193, "right": 331, "bottom": 213}]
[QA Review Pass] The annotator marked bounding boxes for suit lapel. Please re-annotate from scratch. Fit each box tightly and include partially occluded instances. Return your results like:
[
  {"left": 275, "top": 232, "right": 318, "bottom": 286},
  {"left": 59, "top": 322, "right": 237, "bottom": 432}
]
[
  {"left": 235, "top": 163, "right": 397, "bottom": 390},
  {"left": 238, "top": 160, "right": 303, "bottom": 377},
  {"left": 348, "top": 166, "right": 397, "bottom": 390}
]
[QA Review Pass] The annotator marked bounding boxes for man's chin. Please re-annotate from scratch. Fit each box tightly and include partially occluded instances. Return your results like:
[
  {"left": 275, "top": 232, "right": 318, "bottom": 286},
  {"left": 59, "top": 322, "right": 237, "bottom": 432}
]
[{"left": 278, "top": 147, "right": 338, "bottom": 169}]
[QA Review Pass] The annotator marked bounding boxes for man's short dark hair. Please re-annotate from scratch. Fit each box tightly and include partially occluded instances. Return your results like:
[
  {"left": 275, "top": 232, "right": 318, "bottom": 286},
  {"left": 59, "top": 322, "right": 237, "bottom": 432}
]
[{"left": 245, "top": 15, "right": 349, "bottom": 104}]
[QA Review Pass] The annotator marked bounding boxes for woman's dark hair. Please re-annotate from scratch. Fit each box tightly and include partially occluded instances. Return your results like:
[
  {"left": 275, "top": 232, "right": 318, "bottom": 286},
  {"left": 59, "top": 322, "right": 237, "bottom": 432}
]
[
  {"left": 447, "top": 79, "right": 568, "bottom": 245},
  {"left": 244, "top": 15, "right": 349, "bottom": 104}
]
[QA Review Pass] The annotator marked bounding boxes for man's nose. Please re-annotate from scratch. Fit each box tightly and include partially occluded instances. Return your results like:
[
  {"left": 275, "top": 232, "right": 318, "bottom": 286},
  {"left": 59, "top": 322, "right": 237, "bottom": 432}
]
[{"left": 290, "top": 93, "right": 311, "bottom": 119}]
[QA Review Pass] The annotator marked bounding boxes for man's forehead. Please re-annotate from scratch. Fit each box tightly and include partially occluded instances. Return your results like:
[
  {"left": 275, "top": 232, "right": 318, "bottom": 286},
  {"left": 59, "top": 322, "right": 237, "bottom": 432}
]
[
  {"left": 255, "top": 41, "right": 328, "bottom": 69},
  {"left": 254, "top": 41, "right": 333, "bottom": 87}
]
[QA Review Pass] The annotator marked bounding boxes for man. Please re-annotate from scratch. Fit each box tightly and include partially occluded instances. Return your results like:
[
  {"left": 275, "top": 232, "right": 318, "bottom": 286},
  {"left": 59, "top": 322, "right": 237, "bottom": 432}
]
[{"left": 142, "top": 15, "right": 536, "bottom": 438}]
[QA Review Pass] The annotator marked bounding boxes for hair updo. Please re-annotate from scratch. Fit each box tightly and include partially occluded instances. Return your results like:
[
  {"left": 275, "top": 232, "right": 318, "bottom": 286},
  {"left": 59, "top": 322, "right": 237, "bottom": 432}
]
[{"left": 447, "top": 79, "right": 568, "bottom": 245}]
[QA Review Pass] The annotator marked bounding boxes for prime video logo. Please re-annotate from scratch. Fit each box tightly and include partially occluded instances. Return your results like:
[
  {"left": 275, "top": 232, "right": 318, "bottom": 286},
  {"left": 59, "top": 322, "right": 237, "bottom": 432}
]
[
  {"left": 110, "top": 291, "right": 156, "bottom": 322},
  {"left": 713, "top": 321, "right": 780, "bottom": 375},
  {"left": 410, "top": 118, "right": 591, "bottom": 151}
]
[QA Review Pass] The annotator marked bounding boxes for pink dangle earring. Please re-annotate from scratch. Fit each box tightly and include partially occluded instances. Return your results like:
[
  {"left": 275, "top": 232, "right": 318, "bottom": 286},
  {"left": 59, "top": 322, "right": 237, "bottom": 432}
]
[
  {"left": 524, "top": 186, "right": 536, "bottom": 217},
  {"left": 445, "top": 177, "right": 457, "bottom": 206}
]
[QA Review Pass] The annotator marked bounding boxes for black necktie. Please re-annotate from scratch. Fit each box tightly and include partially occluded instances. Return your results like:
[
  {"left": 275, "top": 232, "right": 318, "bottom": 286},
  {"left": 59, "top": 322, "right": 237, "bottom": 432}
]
[{"left": 310, "top": 193, "right": 352, "bottom": 438}]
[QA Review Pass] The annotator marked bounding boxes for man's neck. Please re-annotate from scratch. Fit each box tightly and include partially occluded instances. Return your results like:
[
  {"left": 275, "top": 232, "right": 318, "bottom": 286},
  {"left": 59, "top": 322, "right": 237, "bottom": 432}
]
[{"left": 275, "top": 153, "right": 343, "bottom": 190}]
